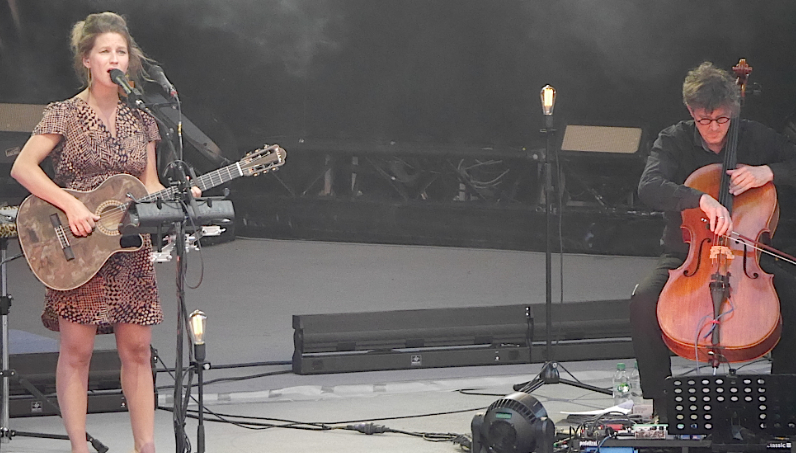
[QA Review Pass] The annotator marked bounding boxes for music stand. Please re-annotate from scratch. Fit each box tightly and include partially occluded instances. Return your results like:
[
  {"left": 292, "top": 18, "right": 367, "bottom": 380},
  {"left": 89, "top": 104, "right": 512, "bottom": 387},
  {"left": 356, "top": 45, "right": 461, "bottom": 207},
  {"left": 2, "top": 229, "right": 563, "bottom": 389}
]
[
  {"left": 666, "top": 373, "right": 796, "bottom": 443},
  {"left": 0, "top": 236, "right": 108, "bottom": 452}
]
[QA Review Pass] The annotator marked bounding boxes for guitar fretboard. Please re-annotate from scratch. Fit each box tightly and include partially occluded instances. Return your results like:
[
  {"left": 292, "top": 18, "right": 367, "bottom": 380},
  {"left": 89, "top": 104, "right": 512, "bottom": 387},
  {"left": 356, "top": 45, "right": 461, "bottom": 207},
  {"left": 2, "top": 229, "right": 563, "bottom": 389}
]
[{"left": 139, "top": 162, "right": 243, "bottom": 203}]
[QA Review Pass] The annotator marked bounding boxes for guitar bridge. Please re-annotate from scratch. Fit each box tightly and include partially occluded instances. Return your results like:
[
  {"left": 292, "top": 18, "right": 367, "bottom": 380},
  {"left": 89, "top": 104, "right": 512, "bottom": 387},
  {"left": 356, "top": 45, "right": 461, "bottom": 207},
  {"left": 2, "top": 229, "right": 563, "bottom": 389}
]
[{"left": 50, "top": 213, "right": 75, "bottom": 261}]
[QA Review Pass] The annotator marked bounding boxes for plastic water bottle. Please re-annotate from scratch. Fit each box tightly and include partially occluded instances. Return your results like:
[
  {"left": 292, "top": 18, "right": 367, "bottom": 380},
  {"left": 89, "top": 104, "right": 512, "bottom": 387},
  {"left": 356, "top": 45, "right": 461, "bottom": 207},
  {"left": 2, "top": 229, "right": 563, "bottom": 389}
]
[
  {"left": 629, "top": 360, "right": 643, "bottom": 406},
  {"left": 612, "top": 362, "right": 631, "bottom": 406}
]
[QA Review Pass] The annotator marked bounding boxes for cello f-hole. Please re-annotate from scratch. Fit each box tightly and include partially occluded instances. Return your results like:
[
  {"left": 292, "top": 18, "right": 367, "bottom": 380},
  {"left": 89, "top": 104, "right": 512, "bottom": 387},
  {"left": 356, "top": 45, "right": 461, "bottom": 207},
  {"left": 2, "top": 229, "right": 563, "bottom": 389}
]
[
  {"left": 684, "top": 237, "right": 712, "bottom": 277},
  {"left": 741, "top": 243, "right": 760, "bottom": 279}
]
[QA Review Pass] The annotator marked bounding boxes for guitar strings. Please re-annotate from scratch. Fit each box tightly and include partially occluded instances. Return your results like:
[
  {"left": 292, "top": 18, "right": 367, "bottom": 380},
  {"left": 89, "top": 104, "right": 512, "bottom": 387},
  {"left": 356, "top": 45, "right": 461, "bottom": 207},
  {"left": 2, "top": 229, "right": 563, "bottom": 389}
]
[{"left": 57, "top": 146, "right": 282, "bottom": 241}]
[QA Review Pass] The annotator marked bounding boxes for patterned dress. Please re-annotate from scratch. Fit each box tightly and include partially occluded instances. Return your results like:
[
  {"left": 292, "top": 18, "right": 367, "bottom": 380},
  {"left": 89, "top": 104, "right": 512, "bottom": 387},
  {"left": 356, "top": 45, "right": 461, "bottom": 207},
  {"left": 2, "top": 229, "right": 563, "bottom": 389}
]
[{"left": 32, "top": 96, "right": 163, "bottom": 333}]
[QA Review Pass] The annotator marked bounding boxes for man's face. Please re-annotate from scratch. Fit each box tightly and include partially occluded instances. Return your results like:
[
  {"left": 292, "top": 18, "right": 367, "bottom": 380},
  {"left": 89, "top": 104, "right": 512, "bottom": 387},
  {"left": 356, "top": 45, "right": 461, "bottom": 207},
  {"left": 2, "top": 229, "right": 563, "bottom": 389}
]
[{"left": 688, "top": 105, "right": 733, "bottom": 151}]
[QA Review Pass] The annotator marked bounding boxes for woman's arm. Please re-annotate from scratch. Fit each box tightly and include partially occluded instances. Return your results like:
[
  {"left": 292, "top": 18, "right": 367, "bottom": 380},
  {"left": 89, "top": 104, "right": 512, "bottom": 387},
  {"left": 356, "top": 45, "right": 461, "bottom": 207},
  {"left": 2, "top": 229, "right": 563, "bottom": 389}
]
[{"left": 10, "top": 134, "right": 99, "bottom": 236}]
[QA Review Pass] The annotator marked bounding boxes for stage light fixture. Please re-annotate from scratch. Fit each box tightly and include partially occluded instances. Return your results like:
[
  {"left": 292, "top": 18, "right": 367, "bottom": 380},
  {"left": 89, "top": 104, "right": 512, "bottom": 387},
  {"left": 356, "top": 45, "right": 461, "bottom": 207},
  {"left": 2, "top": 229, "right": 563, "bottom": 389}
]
[
  {"left": 540, "top": 85, "right": 556, "bottom": 116},
  {"left": 187, "top": 309, "right": 208, "bottom": 453},
  {"left": 188, "top": 309, "right": 207, "bottom": 362},
  {"left": 471, "top": 392, "right": 555, "bottom": 453}
]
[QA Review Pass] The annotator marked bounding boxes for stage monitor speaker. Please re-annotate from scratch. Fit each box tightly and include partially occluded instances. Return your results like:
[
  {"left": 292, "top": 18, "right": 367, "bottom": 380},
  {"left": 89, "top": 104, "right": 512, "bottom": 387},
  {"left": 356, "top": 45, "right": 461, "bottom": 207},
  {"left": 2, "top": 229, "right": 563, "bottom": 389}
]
[
  {"left": 292, "top": 300, "right": 633, "bottom": 375},
  {"left": 559, "top": 125, "right": 644, "bottom": 155},
  {"left": 293, "top": 304, "right": 531, "bottom": 374},
  {"left": 6, "top": 349, "right": 129, "bottom": 417}
]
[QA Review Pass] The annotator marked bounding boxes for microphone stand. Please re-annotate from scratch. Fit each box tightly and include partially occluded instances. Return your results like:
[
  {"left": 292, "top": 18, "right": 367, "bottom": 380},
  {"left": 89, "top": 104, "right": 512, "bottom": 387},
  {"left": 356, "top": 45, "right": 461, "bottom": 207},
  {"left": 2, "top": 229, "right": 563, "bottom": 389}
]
[
  {"left": 119, "top": 171, "right": 228, "bottom": 453},
  {"left": 121, "top": 81, "right": 235, "bottom": 452},
  {"left": 513, "top": 106, "right": 611, "bottom": 397},
  {"left": 120, "top": 88, "right": 196, "bottom": 453},
  {"left": 171, "top": 165, "right": 201, "bottom": 453}
]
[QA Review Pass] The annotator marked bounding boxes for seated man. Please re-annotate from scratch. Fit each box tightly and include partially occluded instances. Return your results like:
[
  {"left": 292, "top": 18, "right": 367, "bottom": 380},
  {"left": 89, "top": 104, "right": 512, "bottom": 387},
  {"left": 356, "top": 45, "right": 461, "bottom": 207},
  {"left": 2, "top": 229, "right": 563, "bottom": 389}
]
[{"left": 630, "top": 61, "right": 796, "bottom": 421}]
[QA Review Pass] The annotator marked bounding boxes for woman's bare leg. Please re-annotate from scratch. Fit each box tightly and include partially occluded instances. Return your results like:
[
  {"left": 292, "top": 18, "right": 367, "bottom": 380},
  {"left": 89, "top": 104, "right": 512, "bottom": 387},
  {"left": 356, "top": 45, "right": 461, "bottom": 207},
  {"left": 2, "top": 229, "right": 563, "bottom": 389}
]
[
  {"left": 56, "top": 318, "right": 97, "bottom": 453},
  {"left": 115, "top": 323, "right": 155, "bottom": 453}
]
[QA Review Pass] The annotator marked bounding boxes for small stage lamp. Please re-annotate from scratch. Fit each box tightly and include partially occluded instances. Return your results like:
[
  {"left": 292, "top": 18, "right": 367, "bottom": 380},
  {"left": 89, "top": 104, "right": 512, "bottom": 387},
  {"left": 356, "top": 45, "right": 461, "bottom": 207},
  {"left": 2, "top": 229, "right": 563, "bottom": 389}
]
[
  {"left": 188, "top": 309, "right": 207, "bottom": 362},
  {"left": 188, "top": 309, "right": 208, "bottom": 453},
  {"left": 540, "top": 84, "right": 556, "bottom": 129}
]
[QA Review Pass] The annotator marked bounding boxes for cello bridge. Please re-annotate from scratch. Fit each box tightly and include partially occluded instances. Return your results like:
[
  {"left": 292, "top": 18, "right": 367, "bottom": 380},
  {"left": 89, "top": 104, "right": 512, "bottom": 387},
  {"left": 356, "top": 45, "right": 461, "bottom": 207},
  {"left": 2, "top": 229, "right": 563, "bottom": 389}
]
[{"left": 710, "top": 245, "right": 734, "bottom": 261}]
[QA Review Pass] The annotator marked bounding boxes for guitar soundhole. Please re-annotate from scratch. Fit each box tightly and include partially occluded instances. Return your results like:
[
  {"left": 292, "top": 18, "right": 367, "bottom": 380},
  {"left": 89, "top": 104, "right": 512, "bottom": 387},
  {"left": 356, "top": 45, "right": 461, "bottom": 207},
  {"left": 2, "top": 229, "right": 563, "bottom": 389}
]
[
  {"left": 96, "top": 201, "right": 125, "bottom": 236},
  {"left": 119, "top": 235, "right": 142, "bottom": 249}
]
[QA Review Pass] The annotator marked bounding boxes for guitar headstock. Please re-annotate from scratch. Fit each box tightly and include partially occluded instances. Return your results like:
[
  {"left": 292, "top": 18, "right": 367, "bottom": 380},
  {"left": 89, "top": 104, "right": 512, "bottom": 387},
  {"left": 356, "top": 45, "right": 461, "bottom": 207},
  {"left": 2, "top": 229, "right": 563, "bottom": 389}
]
[{"left": 239, "top": 144, "right": 286, "bottom": 177}]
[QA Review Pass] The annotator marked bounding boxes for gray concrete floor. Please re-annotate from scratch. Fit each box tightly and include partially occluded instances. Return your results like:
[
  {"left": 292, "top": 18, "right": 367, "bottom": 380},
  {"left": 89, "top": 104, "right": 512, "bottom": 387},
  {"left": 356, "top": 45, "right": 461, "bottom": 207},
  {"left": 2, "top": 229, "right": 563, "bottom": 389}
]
[{"left": 0, "top": 237, "right": 765, "bottom": 452}]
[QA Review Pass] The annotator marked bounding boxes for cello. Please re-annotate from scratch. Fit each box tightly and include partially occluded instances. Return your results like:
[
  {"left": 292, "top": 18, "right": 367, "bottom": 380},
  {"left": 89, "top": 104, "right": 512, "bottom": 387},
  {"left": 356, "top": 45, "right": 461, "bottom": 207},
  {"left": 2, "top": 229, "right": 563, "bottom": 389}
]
[{"left": 656, "top": 59, "right": 782, "bottom": 367}]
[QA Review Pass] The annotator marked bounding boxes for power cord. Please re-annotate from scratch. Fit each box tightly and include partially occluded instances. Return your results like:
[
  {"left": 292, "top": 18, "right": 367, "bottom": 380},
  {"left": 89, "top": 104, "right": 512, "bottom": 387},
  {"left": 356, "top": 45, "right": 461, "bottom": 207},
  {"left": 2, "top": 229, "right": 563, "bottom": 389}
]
[
  {"left": 343, "top": 423, "right": 472, "bottom": 450},
  {"left": 151, "top": 352, "right": 481, "bottom": 449}
]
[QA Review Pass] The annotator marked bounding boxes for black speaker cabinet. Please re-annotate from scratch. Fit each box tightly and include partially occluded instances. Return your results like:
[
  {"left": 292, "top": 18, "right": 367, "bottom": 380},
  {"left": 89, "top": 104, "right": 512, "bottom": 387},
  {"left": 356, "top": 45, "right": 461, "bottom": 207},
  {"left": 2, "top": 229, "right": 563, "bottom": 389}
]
[{"left": 4, "top": 350, "right": 127, "bottom": 417}]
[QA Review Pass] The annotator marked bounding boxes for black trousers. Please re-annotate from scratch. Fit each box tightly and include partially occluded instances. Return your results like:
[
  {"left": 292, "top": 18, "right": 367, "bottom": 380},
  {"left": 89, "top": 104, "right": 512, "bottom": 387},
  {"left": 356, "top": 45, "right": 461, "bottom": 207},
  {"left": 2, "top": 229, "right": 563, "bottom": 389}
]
[{"left": 629, "top": 252, "right": 796, "bottom": 400}]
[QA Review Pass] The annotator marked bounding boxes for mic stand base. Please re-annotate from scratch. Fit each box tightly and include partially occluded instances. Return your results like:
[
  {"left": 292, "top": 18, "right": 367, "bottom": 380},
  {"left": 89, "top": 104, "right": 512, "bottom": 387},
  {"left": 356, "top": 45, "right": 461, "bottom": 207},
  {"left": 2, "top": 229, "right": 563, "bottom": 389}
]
[{"left": 513, "top": 361, "right": 612, "bottom": 395}]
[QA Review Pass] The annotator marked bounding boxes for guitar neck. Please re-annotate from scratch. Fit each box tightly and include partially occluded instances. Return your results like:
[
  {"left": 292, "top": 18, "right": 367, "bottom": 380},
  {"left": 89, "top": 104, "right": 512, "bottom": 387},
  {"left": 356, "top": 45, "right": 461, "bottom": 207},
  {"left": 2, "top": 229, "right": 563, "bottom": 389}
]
[{"left": 141, "top": 162, "right": 242, "bottom": 203}]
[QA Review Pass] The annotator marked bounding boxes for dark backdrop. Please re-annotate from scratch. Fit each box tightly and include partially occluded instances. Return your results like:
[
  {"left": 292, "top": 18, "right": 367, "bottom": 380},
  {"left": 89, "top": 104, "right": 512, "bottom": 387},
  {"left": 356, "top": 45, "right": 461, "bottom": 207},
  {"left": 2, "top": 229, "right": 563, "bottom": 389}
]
[
  {"left": 2, "top": 1, "right": 796, "bottom": 255},
  {"left": 2, "top": 0, "right": 795, "bottom": 155}
]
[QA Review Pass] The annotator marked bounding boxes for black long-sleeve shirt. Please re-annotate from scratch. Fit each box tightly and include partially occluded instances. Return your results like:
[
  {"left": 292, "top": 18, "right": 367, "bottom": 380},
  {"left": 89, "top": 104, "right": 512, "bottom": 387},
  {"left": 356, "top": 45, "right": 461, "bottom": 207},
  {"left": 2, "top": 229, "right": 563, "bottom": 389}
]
[{"left": 638, "top": 118, "right": 796, "bottom": 254}]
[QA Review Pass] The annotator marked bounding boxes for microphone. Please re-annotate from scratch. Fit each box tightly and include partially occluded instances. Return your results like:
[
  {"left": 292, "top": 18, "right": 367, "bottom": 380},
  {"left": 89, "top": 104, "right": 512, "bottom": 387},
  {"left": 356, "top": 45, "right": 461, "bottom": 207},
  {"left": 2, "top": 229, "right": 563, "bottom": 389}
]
[
  {"left": 149, "top": 65, "right": 178, "bottom": 99},
  {"left": 109, "top": 69, "right": 143, "bottom": 105}
]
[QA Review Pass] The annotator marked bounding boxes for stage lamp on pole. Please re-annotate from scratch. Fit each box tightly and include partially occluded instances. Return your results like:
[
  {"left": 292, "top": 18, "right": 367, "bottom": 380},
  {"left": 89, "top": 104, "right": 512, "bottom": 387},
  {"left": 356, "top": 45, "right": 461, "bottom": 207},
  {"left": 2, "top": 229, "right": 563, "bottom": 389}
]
[
  {"left": 188, "top": 310, "right": 207, "bottom": 361},
  {"left": 540, "top": 84, "right": 556, "bottom": 376},
  {"left": 540, "top": 84, "right": 556, "bottom": 129},
  {"left": 188, "top": 309, "right": 207, "bottom": 453}
]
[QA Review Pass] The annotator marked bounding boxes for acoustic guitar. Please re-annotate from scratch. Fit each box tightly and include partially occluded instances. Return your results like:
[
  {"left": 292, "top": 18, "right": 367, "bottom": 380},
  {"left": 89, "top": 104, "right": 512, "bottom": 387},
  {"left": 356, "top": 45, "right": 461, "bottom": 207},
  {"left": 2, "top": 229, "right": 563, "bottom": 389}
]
[{"left": 15, "top": 144, "right": 285, "bottom": 291}]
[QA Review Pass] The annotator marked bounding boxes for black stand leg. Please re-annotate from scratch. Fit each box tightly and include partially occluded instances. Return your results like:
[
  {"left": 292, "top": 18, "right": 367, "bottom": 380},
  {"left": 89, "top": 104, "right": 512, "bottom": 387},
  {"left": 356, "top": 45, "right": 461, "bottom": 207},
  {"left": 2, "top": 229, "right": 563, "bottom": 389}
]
[
  {"left": 173, "top": 221, "right": 190, "bottom": 453},
  {"left": 171, "top": 224, "right": 211, "bottom": 453},
  {"left": 193, "top": 354, "right": 206, "bottom": 453},
  {"left": 165, "top": 191, "right": 210, "bottom": 453},
  {"left": 0, "top": 370, "right": 108, "bottom": 452},
  {"left": 516, "top": 362, "right": 612, "bottom": 395},
  {"left": 0, "top": 238, "right": 108, "bottom": 452},
  {"left": 512, "top": 118, "right": 612, "bottom": 398}
]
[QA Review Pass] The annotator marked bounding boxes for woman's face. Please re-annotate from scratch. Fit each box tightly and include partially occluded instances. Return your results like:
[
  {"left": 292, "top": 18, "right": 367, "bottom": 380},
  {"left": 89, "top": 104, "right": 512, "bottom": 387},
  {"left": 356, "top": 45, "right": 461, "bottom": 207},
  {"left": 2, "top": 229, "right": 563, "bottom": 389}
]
[{"left": 83, "top": 32, "right": 129, "bottom": 88}]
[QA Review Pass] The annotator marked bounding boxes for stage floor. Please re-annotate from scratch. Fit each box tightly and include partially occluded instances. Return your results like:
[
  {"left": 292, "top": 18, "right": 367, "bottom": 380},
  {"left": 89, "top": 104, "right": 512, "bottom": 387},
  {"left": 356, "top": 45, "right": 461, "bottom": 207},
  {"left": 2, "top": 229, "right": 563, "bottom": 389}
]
[{"left": 0, "top": 237, "right": 771, "bottom": 452}]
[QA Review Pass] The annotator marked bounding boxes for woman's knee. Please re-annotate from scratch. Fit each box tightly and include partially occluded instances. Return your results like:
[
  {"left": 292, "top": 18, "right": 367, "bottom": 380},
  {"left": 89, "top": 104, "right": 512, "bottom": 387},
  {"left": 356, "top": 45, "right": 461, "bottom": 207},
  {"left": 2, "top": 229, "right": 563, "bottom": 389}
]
[
  {"left": 116, "top": 324, "right": 152, "bottom": 365},
  {"left": 118, "top": 341, "right": 151, "bottom": 366},
  {"left": 58, "top": 345, "right": 93, "bottom": 370},
  {"left": 58, "top": 322, "right": 96, "bottom": 368}
]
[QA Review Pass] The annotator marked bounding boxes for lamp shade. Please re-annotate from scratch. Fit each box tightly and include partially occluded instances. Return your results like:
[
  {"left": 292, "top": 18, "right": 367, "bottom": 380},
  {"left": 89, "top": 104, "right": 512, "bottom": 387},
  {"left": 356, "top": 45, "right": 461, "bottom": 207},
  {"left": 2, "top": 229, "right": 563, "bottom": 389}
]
[
  {"left": 540, "top": 85, "right": 556, "bottom": 116},
  {"left": 188, "top": 310, "right": 207, "bottom": 345}
]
